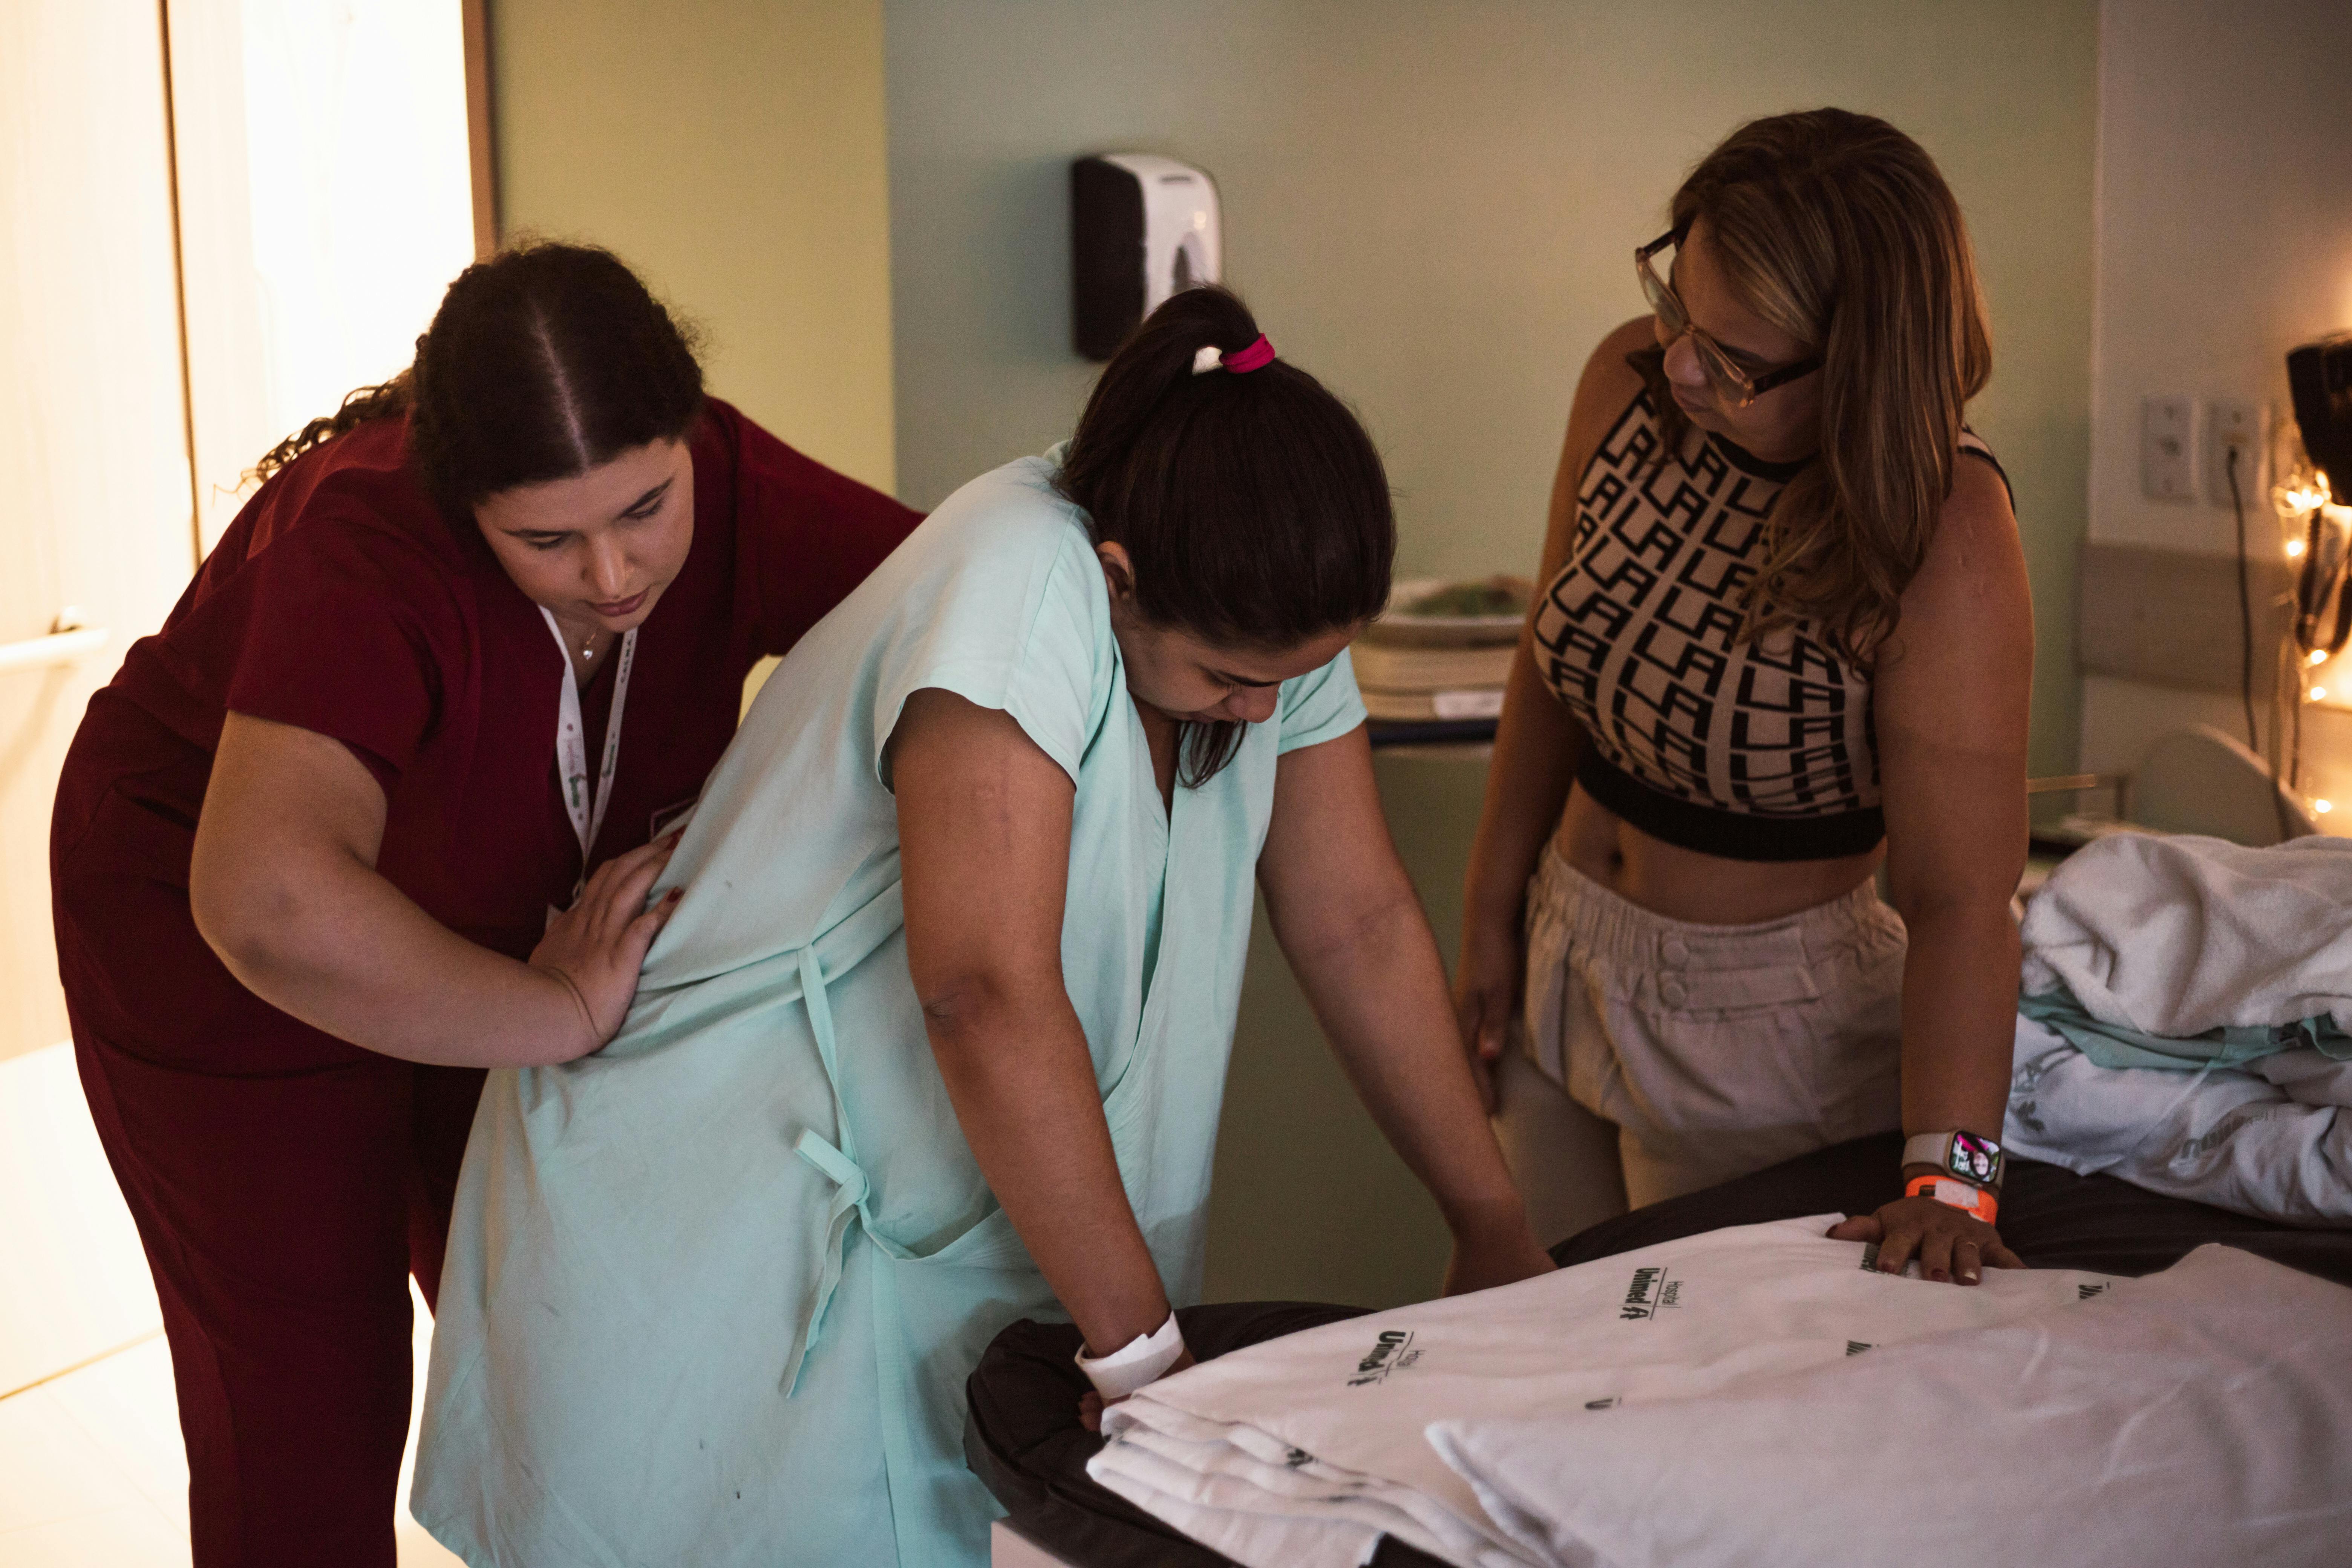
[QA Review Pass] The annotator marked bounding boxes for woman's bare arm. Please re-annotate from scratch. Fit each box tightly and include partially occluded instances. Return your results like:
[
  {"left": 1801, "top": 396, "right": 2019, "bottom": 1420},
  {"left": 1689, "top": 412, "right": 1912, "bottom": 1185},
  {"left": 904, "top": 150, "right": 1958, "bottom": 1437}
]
[
  {"left": 1827, "top": 456, "right": 2033, "bottom": 1282},
  {"left": 190, "top": 712, "right": 678, "bottom": 1066},
  {"left": 1261, "top": 727, "right": 1553, "bottom": 1294},
  {"left": 890, "top": 688, "right": 1173, "bottom": 1356},
  {"left": 1453, "top": 320, "right": 1650, "bottom": 1102}
]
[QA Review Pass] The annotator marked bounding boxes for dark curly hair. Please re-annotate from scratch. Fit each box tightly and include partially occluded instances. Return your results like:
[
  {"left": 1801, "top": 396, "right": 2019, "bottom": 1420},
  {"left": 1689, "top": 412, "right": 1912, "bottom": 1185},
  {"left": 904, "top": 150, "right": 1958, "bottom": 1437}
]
[{"left": 249, "top": 240, "right": 706, "bottom": 516}]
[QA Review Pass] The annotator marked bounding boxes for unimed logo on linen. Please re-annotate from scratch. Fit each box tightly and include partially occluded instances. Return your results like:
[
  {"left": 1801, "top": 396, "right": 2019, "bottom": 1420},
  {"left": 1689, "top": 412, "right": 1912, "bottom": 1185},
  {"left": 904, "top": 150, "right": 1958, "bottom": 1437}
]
[
  {"left": 1620, "top": 1265, "right": 1682, "bottom": 1320},
  {"left": 1346, "top": 1328, "right": 1419, "bottom": 1386}
]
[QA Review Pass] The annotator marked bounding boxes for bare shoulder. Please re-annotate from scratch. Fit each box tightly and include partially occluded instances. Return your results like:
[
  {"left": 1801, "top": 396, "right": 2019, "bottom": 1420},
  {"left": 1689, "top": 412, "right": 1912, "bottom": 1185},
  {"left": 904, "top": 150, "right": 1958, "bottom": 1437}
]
[
  {"left": 1944, "top": 450, "right": 2019, "bottom": 543},
  {"left": 1883, "top": 449, "right": 2031, "bottom": 679},
  {"left": 1908, "top": 452, "right": 2026, "bottom": 605},
  {"left": 1536, "top": 319, "right": 1657, "bottom": 573},
  {"left": 1569, "top": 318, "right": 1655, "bottom": 432},
  {"left": 1554, "top": 318, "right": 1654, "bottom": 487}
]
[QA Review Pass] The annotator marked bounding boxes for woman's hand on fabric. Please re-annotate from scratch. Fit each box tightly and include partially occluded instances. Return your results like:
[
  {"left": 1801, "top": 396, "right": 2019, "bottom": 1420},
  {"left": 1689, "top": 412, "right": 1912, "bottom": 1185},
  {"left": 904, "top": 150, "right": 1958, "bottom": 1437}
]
[
  {"left": 1827, "top": 1196, "right": 2023, "bottom": 1285},
  {"left": 1451, "top": 917, "right": 1524, "bottom": 1113},
  {"left": 1441, "top": 1214, "right": 1556, "bottom": 1297},
  {"left": 528, "top": 833, "right": 683, "bottom": 1058},
  {"left": 1078, "top": 1347, "right": 1199, "bottom": 1435}
]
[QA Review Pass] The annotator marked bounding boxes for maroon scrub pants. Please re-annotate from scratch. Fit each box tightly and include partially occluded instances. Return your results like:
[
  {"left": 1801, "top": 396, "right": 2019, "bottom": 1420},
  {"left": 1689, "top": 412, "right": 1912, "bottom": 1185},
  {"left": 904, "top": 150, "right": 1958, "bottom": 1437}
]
[
  {"left": 70, "top": 1024, "right": 481, "bottom": 1568},
  {"left": 52, "top": 709, "right": 484, "bottom": 1568}
]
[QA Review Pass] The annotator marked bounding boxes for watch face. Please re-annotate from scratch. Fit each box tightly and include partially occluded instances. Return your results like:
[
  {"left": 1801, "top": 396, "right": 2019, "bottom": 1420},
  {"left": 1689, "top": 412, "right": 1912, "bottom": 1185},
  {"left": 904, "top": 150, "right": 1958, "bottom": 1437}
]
[{"left": 1950, "top": 1131, "right": 2001, "bottom": 1183}]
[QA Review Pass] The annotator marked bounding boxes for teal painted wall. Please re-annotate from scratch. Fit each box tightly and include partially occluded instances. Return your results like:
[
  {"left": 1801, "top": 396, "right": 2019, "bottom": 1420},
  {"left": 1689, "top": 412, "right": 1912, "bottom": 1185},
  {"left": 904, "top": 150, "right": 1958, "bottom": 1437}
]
[
  {"left": 884, "top": 0, "right": 2097, "bottom": 772},
  {"left": 886, "top": 0, "right": 2099, "bottom": 1309},
  {"left": 1208, "top": 751, "right": 1496, "bottom": 1306}
]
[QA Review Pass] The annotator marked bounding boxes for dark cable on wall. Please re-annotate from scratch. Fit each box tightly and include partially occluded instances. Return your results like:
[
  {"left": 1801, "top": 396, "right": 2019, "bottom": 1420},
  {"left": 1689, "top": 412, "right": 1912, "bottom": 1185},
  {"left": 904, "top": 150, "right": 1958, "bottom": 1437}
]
[
  {"left": 2230, "top": 446, "right": 2259, "bottom": 753},
  {"left": 2291, "top": 655, "right": 2305, "bottom": 793}
]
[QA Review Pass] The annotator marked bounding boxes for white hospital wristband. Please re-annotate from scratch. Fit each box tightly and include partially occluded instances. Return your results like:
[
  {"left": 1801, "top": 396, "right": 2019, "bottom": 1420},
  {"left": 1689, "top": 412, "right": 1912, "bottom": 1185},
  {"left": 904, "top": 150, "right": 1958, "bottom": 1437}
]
[{"left": 1073, "top": 1311, "right": 1185, "bottom": 1400}]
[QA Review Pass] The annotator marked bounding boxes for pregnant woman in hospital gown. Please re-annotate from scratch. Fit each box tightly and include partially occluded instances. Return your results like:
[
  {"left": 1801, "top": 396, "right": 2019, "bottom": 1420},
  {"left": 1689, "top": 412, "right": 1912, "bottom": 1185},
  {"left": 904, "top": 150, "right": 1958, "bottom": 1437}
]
[{"left": 412, "top": 286, "right": 1552, "bottom": 1568}]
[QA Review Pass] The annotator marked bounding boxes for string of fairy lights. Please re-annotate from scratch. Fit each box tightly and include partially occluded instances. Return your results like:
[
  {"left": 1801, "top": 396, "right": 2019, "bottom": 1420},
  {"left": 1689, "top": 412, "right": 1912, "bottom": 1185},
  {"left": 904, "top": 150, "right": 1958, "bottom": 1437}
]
[{"left": 2270, "top": 462, "right": 2347, "bottom": 822}]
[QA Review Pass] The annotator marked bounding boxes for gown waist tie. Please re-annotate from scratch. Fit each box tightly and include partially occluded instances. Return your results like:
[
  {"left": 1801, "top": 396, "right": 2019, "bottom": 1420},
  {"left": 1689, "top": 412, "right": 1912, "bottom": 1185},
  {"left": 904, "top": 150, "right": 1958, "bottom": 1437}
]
[{"left": 776, "top": 876, "right": 1151, "bottom": 1568}]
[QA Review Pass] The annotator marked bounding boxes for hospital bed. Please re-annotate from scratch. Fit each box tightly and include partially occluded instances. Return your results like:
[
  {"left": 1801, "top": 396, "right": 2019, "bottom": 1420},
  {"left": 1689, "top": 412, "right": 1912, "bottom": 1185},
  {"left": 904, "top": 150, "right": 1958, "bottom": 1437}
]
[
  {"left": 970, "top": 727, "right": 2350, "bottom": 1567},
  {"left": 2026, "top": 722, "right": 2318, "bottom": 863}
]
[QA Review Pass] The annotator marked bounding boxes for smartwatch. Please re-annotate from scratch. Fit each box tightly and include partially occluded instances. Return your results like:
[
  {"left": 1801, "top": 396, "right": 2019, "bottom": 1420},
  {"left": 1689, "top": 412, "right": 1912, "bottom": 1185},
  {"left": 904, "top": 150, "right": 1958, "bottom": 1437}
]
[
  {"left": 1902, "top": 1130, "right": 2004, "bottom": 1190},
  {"left": 1906, "top": 1174, "right": 1998, "bottom": 1224}
]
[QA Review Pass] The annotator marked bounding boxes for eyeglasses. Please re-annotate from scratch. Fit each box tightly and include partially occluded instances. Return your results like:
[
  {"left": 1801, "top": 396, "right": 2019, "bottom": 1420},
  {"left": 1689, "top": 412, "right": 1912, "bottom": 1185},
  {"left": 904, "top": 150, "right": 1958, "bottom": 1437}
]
[{"left": 1636, "top": 229, "right": 1822, "bottom": 409}]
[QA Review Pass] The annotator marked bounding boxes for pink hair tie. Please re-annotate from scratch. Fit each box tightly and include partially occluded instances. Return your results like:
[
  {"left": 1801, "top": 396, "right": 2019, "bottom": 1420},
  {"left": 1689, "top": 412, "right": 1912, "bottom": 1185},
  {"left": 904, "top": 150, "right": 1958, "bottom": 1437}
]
[{"left": 1222, "top": 334, "right": 1277, "bottom": 374}]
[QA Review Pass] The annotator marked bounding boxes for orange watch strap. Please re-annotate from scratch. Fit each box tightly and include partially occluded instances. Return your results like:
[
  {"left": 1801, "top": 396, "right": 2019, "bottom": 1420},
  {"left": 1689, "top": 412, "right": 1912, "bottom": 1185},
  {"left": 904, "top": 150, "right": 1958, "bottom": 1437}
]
[{"left": 1906, "top": 1174, "right": 1998, "bottom": 1224}]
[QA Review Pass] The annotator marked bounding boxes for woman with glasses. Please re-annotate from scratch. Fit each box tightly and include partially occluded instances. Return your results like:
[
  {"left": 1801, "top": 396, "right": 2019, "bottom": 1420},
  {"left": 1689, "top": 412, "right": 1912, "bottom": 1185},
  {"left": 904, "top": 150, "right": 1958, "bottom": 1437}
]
[{"left": 1455, "top": 109, "right": 2032, "bottom": 1288}]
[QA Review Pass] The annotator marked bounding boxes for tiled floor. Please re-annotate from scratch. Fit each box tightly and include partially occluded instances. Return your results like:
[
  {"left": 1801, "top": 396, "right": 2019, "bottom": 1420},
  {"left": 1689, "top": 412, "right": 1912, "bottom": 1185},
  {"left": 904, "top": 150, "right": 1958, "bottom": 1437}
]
[{"left": 0, "top": 1043, "right": 460, "bottom": 1567}]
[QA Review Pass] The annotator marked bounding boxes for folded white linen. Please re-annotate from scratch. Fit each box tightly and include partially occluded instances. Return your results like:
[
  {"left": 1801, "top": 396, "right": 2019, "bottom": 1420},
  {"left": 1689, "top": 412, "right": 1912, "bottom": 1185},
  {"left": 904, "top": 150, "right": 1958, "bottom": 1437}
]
[
  {"left": 1087, "top": 1217, "right": 2119, "bottom": 1568},
  {"left": 2005, "top": 1012, "right": 2352, "bottom": 1223},
  {"left": 2018, "top": 831, "right": 2352, "bottom": 1036},
  {"left": 1432, "top": 1242, "right": 2352, "bottom": 1568}
]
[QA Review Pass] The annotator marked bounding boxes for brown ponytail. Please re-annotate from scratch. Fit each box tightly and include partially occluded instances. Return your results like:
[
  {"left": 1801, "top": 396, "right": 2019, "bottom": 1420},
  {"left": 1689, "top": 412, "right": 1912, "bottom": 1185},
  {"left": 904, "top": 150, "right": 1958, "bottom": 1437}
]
[{"left": 1057, "top": 285, "right": 1394, "bottom": 784}]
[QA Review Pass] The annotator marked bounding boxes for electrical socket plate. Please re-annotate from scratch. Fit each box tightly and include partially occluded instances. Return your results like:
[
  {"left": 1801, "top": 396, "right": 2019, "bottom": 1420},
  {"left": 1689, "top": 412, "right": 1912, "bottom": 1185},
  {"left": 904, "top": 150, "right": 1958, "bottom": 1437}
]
[
  {"left": 2141, "top": 395, "right": 2194, "bottom": 502},
  {"left": 2203, "top": 398, "right": 2263, "bottom": 507}
]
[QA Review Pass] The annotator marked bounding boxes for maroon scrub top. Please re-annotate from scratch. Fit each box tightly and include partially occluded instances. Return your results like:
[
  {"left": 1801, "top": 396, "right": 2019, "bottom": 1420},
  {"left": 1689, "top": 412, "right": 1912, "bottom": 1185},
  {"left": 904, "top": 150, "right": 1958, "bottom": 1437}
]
[{"left": 51, "top": 398, "right": 920, "bottom": 1075}]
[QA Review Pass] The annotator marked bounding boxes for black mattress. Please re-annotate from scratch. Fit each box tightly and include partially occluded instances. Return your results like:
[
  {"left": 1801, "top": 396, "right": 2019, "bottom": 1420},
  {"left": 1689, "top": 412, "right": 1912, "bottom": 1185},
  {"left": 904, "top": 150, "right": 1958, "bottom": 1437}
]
[{"left": 966, "top": 1133, "right": 2352, "bottom": 1568}]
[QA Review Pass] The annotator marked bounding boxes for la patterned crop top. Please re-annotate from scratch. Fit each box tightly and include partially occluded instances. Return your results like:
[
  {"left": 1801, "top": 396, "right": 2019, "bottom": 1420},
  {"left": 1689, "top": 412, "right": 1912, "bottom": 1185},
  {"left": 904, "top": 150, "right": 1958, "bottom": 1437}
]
[{"left": 1531, "top": 383, "right": 2007, "bottom": 863}]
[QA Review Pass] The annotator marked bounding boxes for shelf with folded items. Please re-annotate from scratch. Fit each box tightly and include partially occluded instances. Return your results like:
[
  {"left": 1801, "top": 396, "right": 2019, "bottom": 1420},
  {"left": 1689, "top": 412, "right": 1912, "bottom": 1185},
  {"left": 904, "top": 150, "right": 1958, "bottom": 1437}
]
[{"left": 1356, "top": 577, "right": 1519, "bottom": 759}]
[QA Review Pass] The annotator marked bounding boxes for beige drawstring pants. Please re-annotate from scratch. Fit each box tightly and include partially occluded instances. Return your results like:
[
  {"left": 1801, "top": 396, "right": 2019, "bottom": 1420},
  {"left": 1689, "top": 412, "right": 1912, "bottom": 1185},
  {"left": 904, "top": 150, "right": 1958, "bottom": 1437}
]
[{"left": 1495, "top": 847, "right": 1908, "bottom": 1236}]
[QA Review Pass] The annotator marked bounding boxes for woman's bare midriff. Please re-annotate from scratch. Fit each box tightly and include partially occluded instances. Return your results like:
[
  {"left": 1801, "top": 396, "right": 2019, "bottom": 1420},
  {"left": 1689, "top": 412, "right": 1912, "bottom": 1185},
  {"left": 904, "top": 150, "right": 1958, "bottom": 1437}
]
[{"left": 1552, "top": 784, "right": 1882, "bottom": 926}]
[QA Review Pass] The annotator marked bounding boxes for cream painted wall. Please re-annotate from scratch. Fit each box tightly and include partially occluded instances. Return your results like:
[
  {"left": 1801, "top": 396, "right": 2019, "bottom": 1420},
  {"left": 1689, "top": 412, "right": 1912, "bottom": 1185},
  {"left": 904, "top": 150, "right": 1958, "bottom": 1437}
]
[
  {"left": 490, "top": 0, "right": 897, "bottom": 493},
  {"left": 2082, "top": 0, "right": 2352, "bottom": 816},
  {"left": 883, "top": 0, "right": 2099, "bottom": 1307}
]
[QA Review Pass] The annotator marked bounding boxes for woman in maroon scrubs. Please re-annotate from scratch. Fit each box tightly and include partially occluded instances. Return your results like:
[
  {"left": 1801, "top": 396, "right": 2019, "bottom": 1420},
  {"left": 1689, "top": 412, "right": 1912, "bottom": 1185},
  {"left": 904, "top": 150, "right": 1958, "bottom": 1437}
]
[{"left": 47, "top": 242, "right": 919, "bottom": 1567}]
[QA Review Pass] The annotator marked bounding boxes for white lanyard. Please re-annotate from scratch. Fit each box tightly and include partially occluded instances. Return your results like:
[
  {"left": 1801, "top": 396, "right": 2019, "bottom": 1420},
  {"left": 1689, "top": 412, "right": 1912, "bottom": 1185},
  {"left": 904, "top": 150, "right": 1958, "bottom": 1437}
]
[{"left": 541, "top": 606, "right": 637, "bottom": 897}]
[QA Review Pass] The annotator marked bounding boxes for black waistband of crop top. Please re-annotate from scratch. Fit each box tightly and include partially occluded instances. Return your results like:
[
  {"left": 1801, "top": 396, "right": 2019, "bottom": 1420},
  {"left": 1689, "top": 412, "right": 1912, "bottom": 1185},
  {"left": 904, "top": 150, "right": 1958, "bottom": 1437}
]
[{"left": 1574, "top": 749, "right": 1886, "bottom": 863}]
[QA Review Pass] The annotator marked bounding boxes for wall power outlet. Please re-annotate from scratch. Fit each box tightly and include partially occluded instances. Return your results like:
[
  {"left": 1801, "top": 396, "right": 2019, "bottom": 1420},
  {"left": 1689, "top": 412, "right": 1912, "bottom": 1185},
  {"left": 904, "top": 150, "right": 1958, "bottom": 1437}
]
[
  {"left": 2203, "top": 398, "right": 2263, "bottom": 508},
  {"left": 2141, "top": 395, "right": 2194, "bottom": 502}
]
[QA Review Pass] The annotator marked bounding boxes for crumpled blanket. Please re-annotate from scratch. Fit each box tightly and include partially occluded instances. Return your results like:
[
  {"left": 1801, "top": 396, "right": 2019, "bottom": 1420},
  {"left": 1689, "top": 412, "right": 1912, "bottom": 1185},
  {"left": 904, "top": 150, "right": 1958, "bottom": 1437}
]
[
  {"left": 2003, "top": 832, "right": 2352, "bottom": 1225},
  {"left": 2014, "top": 986, "right": 2349, "bottom": 1073},
  {"left": 2004, "top": 1012, "right": 2352, "bottom": 1225},
  {"left": 2018, "top": 831, "right": 2352, "bottom": 1037}
]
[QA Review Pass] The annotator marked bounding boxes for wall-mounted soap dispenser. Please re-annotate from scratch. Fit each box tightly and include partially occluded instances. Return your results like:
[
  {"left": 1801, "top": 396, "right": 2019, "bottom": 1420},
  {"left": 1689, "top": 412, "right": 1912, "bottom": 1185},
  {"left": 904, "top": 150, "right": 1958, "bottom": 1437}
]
[{"left": 1071, "top": 154, "right": 1222, "bottom": 360}]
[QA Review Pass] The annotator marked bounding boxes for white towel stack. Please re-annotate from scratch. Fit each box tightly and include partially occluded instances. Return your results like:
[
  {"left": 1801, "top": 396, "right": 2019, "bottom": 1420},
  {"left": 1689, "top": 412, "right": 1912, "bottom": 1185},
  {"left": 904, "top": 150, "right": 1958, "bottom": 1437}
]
[
  {"left": 2018, "top": 831, "right": 2352, "bottom": 1037},
  {"left": 1088, "top": 1218, "right": 2127, "bottom": 1568}
]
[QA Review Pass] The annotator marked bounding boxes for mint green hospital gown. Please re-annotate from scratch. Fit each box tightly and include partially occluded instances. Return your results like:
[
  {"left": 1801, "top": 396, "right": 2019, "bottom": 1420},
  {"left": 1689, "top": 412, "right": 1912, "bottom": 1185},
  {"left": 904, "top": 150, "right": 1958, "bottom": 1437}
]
[{"left": 410, "top": 452, "right": 1365, "bottom": 1567}]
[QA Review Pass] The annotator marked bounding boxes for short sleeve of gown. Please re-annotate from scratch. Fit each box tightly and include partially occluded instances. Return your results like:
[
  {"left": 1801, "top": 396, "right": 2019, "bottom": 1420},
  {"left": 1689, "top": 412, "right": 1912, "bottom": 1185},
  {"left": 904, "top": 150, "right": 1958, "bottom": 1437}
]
[
  {"left": 1274, "top": 646, "right": 1368, "bottom": 755},
  {"left": 221, "top": 519, "right": 455, "bottom": 788},
  {"left": 869, "top": 495, "right": 1108, "bottom": 791}
]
